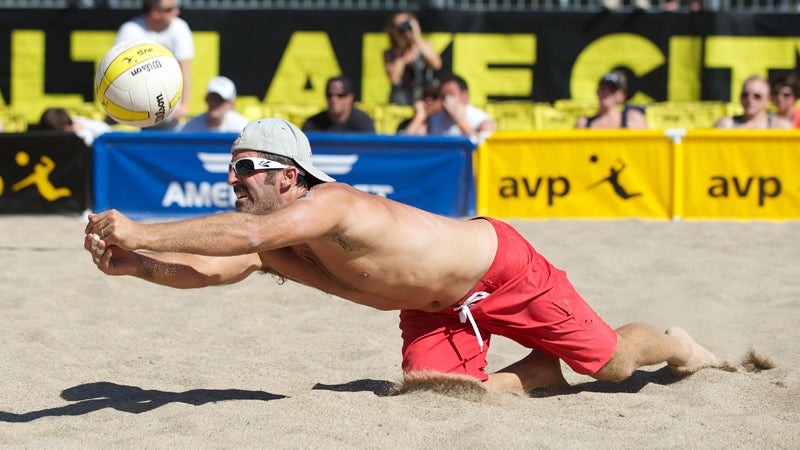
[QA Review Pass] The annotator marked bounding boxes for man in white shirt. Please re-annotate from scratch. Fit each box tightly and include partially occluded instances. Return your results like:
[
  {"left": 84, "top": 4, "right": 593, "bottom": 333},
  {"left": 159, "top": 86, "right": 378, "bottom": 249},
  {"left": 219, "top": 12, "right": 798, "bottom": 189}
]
[
  {"left": 427, "top": 73, "right": 496, "bottom": 142},
  {"left": 180, "top": 76, "right": 249, "bottom": 133},
  {"left": 115, "top": 0, "right": 194, "bottom": 127}
]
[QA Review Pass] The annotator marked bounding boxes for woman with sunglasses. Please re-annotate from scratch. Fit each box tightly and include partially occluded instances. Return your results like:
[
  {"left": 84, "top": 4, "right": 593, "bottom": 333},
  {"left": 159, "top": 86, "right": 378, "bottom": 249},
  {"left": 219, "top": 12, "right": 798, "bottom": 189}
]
[
  {"left": 714, "top": 75, "right": 775, "bottom": 129},
  {"left": 769, "top": 72, "right": 800, "bottom": 129}
]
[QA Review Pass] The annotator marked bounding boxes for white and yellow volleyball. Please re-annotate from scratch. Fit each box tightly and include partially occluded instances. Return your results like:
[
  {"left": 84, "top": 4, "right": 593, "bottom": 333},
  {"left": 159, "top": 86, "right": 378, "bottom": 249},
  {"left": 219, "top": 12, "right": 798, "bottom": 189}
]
[{"left": 95, "top": 40, "right": 183, "bottom": 128}]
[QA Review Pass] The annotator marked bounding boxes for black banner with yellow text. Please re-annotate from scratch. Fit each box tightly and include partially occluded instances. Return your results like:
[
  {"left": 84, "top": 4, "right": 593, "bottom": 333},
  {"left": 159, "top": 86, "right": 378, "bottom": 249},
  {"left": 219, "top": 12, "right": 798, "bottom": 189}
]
[{"left": 2, "top": 10, "right": 800, "bottom": 125}]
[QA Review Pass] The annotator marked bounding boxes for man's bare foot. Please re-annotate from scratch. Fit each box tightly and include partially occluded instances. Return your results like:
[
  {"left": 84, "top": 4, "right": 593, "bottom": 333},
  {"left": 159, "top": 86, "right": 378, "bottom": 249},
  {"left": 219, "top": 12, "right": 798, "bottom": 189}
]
[
  {"left": 485, "top": 350, "right": 568, "bottom": 393},
  {"left": 665, "top": 326, "right": 720, "bottom": 371}
]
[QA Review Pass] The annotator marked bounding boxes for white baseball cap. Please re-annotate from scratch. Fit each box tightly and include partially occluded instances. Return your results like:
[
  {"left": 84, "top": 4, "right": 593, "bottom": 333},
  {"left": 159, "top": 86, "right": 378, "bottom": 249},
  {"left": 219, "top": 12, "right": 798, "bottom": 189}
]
[
  {"left": 231, "top": 117, "right": 335, "bottom": 184},
  {"left": 206, "top": 76, "right": 237, "bottom": 101}
]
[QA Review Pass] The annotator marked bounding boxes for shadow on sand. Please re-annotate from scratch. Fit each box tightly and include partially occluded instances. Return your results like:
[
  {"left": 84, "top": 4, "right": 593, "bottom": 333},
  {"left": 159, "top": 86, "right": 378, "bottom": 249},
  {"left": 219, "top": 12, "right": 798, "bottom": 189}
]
[
  {"left": 312, "top": 379, "right": 396, "bottom": 397},
  {"left": 530, "top": 366, "right": 692, "bottom": 397},
  {"left": 0, "top": 381, "right": 285, "bottom": 423}
]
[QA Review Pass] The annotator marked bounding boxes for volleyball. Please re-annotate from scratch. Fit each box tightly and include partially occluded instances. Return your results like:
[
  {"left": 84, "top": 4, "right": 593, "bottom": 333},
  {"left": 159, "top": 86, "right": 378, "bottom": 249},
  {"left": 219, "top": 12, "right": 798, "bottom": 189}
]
[{"left": 95, "top": 40, "right": 183, "bottom": 128}]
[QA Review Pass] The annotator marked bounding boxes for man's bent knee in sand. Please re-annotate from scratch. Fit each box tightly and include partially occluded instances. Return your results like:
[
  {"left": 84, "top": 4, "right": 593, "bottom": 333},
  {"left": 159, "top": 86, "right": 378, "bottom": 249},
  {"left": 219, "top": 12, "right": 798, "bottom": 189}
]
[{"left": 84, "top": 118, "right": 719, "bottom": 394}]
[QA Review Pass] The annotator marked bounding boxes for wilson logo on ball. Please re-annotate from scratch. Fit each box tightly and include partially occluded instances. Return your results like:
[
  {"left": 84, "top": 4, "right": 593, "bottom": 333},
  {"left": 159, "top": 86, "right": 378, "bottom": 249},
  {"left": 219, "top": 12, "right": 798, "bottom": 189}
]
[{"left": 95, "top": 40, "right": 183, "bottom": 128}]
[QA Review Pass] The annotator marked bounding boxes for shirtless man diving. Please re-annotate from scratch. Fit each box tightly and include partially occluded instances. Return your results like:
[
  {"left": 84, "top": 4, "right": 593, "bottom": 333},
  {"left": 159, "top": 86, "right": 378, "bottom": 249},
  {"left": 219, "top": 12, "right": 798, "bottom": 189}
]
[{"left": 84, "top": 117, "right": 719, "bottom": 393}]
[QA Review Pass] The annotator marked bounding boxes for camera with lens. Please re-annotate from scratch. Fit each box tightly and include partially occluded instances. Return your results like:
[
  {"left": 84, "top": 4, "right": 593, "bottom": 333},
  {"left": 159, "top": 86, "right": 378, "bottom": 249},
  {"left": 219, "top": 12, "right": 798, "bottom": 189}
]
[{"left": 399, "top": 20, "right": 412, "bottom": 31}]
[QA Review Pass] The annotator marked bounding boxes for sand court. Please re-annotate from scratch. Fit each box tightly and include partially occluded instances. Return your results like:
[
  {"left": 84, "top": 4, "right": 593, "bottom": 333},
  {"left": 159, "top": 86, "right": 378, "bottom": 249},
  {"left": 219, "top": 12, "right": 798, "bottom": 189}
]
[{"left": 1, "top": 215, "right": 798, "bottom": 447}]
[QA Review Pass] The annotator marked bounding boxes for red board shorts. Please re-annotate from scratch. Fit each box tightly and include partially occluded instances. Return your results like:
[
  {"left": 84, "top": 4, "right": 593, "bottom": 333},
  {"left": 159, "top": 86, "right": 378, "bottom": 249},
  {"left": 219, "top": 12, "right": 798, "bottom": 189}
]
[{"left": 399, "top": 217, "right": 618, "bottom": 381}]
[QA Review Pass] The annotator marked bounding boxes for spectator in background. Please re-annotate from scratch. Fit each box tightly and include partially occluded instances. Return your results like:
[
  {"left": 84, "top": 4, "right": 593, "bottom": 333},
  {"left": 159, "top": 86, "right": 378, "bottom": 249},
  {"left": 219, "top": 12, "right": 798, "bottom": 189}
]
[
  {"left": 302, "top": 76, "right": 376, "bottom": 133},
  {"left": 39, "top": 107, "right": 111, "bottom": 146},
  {"left": 396, "top": 83, "right": 442, "bottom": 135},
  {"left": 714, "top": 75, "right": 774, "bottom": 129},
  {"left": 383, "top": 11, "right": 442, "bottom": 106},
  {"left": 769, "top": 72, "right": 800, "bottom": 129},
  {"left": 662, "top": 0, "right": 702, "bottom": 12},
  {"left": 427, "top": 74, "right": 496, "bottom": 141},
  {"left": 115, "top": 0, "right": 194, "bottom": 128},
  {"left": 575, "top": 70, "right": 647, "bottom": 130},
  {"left": 179, "top": 76, "right": 249, "bottom": 133}
]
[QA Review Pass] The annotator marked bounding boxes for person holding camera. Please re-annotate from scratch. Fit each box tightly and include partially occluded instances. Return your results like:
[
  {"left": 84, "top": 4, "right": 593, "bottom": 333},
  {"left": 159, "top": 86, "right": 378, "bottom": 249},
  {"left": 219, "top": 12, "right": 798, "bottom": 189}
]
[{"left": 383, "top": 11, "right": 442, "bottom": 106}]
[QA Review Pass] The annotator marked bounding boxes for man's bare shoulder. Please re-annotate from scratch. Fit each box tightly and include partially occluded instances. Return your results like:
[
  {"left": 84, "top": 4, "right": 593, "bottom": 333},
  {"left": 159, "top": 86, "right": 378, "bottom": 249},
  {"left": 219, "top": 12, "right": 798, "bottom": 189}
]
[
  {"left": 293, "top": 181, "right": 441, "bottom": 236},
  {"left": 282, "top": 182, "right": 391, "bottom": 231},
  {"left": 298, "top": 182, "right": 387, "bottom": 207},
  {"left": 302, "top": 181, "right": 358, "bottom": 196}
]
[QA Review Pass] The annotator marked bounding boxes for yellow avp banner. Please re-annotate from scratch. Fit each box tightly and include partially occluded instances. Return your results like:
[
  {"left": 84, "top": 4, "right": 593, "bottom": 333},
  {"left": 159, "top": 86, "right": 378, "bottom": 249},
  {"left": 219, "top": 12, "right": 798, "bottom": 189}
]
[
  {"left": 477, "top": 131, "right": 673, "bottom": 219},
  {"left": 680, "top": 130, "right": 800, "bottom": 219}
]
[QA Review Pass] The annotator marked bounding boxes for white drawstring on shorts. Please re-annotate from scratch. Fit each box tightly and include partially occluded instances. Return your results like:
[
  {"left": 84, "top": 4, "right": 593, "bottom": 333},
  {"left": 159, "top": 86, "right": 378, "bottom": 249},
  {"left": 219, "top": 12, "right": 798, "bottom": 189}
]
[{"left": 453, "top": 291, "right": 490, "bottom": 352}]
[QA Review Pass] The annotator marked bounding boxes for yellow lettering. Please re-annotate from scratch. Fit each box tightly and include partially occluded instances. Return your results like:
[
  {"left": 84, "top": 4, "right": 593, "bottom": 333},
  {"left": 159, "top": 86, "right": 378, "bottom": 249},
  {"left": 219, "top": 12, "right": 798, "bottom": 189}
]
[
  {"left": 571, "top": 33, "right": 664, "bottom": 104},
  {"left": 705, "top": 36, "right": 798, "bottom": 99},
  {"left": 12, "top": 30, "right": 84, "bottom": 124},
  {"left": 266, "top": 32, "right": 341, "bottom": 106},
  {"left": 11, "top": 29, "right": 800, "bottom": 120},
  {"left": 452, "top": 34, "right": 535, "bottom": 105},
  {"left": 71, "top": 30, "right": 116, "bottom": 73},
  {"left": 668, "top": 36, "right": 703, "bottom": 101},
  {"left": 70, "top": 30, "right": 116, "bottom": 114},
  {"left": 361, "top": 32, "right": 388, "bottom": 105},
  {"left": 187, "top": 32, "right": 220, "bottom": 115}
]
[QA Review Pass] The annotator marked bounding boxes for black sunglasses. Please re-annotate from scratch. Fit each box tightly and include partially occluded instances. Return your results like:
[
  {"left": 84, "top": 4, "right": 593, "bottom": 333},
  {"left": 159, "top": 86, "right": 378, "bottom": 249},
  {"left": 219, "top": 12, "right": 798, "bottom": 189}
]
[{"left": 326, "top": 92, "right": 349, "bottom": 99}]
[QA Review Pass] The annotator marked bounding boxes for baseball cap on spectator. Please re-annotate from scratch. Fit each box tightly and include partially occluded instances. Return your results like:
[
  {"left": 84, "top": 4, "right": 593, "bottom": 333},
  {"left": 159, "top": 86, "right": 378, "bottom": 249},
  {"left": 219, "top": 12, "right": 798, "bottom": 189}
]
[
  {"left": 599, "top": 71, "right": 627, "bottom": 93},
  {"left": 207, "top": 76, "right": 237, "bottom": 101}
]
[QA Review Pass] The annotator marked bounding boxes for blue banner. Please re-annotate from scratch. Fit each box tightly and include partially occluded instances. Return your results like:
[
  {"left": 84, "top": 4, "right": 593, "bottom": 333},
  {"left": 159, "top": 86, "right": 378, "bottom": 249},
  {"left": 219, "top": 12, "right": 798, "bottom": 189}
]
[{"left": 93, "top": 132, "right": 475, "bottom": 219}]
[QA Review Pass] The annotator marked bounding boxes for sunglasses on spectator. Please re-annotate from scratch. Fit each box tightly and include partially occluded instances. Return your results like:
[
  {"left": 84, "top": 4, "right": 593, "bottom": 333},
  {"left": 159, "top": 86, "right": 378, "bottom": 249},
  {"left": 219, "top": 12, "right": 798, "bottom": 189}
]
[
  {"left": 773, "top": 90, "right": 794, "bottom": 98},
  {"left": 158, "top": 5, "right": 176, "bottom": 11},
  {"left": 229, "top": 157, "right": 289, "bottom": 176},
  {"left": 740, "top": 92, "right": 765, "bottom": 100},
  {"left": 326, "top": 92, "right": 349, "bottom": 99}
]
